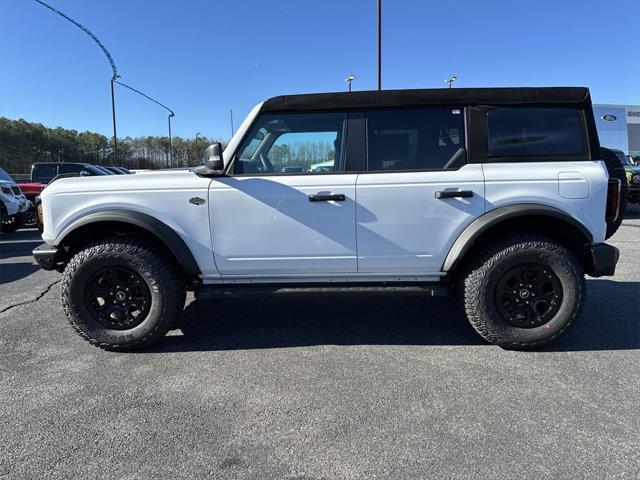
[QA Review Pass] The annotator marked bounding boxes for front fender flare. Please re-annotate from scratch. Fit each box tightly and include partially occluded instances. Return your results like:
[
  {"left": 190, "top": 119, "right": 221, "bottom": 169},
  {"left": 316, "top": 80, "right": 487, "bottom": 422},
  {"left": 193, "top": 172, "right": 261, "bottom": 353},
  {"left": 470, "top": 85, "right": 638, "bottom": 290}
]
[
  {"left": 442, "top": 203, "right": 594, "bottom": 272},
  {"left": 55, "top": 209, "right": 201, "bottom": 276}
]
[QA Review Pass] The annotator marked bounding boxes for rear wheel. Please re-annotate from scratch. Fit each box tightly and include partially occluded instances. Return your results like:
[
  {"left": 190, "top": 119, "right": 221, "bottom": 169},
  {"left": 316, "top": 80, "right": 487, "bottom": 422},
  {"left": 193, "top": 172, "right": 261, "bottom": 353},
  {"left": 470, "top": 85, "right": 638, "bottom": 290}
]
[
  {"left": 463, "top": 235, "right": 585, "bottom": 349},
  {"left": 61, "top": 237, "right": 186, "bottom": 351}
]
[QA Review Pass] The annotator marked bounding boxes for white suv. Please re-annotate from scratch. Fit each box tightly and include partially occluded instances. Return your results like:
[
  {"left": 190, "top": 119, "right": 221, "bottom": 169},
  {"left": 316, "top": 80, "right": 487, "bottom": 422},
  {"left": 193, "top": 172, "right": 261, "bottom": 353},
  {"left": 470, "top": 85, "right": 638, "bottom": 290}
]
[{"left": 33, "top": 87, "right": 621, "bottom": 351}]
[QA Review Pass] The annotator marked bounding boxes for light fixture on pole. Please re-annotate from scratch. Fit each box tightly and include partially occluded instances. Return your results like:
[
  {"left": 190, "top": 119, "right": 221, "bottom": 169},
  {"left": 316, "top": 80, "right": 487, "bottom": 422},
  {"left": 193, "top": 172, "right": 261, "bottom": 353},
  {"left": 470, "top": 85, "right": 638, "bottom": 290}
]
[
  {"left": 445, "top": 75, "right": 458, "bottom": 89},
  {"left": 345, "top": 74, "right": 355, "bottom": 92},
  {"left": 33, "top": 0, "right": 120, "bottom": 164}
]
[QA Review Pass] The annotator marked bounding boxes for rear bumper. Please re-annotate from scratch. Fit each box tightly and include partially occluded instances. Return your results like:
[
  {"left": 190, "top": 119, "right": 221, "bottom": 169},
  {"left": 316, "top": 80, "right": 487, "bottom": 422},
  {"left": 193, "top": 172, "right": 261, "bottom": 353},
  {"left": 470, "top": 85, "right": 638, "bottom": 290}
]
[
  {"left": 33, "top": 243, "right": 61, "bottom": 271},
  {"left": 587, "top": 243, "right": 619, "bottom": 277}
]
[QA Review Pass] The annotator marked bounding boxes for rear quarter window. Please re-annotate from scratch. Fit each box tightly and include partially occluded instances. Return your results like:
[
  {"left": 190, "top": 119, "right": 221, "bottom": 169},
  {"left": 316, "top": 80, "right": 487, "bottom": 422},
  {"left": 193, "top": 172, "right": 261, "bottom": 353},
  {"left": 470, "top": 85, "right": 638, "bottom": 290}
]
[{"left": 487, "top": 108, "right": 585, "bottom": 157}]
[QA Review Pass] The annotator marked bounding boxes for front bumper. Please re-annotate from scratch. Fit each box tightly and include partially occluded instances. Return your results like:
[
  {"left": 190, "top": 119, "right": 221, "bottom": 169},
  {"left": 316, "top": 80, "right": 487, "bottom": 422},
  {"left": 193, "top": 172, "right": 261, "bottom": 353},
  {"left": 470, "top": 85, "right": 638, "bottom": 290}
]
[
  {"left": 33, "top": 243, "right": 62, "bottom": 271},
  {"left": 587, "top": 243, "right": 619, "bottom": 277}
]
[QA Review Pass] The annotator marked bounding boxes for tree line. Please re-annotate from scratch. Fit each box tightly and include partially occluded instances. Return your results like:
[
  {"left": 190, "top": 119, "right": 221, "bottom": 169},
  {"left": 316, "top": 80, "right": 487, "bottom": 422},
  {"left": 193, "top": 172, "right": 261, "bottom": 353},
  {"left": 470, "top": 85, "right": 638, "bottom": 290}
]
[{"left": 0, "top": 117, "right": 223, "bottom": 174}]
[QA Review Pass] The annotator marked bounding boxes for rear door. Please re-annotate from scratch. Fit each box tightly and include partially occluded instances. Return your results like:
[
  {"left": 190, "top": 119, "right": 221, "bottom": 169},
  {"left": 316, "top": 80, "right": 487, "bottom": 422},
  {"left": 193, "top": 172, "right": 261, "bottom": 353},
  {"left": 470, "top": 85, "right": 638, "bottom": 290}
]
[
  {"left": 209, "top": 111, "right": 359, "bottom": 276},
  {"left": 355, "top": 107, "right": 485, "bottom": 274}
]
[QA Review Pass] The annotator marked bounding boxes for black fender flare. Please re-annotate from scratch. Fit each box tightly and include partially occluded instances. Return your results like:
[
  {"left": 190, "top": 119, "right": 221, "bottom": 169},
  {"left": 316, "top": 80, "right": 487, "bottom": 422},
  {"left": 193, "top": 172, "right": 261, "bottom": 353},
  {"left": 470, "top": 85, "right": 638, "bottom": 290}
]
[
  {"left": 56, "top": 209, "right": 201, "bottom": 276},
  {"left": 442, "top": 203, "right": 593, "bottom": 272}
]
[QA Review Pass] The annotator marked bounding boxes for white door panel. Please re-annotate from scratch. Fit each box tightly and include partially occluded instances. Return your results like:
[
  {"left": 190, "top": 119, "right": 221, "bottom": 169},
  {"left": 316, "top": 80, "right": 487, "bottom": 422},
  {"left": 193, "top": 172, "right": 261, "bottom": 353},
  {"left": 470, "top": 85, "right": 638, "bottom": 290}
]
[
  {"left": 209, "top": 175, "right": 358, "bottom": 274},
  {"left": 356, "top": 164, "right": 486, "bottom": 273}
]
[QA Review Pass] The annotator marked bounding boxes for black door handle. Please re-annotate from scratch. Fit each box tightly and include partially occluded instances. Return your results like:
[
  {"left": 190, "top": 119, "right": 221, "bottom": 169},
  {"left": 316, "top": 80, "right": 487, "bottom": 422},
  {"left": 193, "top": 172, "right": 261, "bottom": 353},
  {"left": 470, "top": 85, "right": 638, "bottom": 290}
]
[
  {"left": 435, "top": 190, "right": 474, "bottom": 199},
  {"left": 308, "top": 193, "right": 346, "bottom": 202}
]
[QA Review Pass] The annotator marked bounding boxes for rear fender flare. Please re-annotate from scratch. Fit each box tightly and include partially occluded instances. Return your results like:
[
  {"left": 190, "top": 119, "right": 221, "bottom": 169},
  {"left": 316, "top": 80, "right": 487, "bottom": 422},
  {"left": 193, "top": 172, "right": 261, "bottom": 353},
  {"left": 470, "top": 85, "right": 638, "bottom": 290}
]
[{"left": 442, "top": 203, "right": 593, "bottom": 272}]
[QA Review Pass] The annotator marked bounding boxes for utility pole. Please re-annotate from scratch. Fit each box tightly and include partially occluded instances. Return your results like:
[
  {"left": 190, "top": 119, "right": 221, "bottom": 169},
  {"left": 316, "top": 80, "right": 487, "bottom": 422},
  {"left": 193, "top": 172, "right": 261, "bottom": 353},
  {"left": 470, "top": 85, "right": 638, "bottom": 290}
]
[
  {"left": 110, "top": 76, "right": 119, "bottom": 164},
  {"left": 377, "top": 0, "right": 382, "bottom": 90},
  {"left": 167, "top": 113, "right": 174, "bottom": 167}
]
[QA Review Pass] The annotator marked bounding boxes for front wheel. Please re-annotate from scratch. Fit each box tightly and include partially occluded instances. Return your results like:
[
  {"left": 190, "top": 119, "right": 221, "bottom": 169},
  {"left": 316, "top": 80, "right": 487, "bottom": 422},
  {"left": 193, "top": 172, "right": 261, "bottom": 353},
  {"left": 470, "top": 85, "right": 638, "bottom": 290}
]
[
  {"left": 463, "top": 235, "right": 585, "bottom": 349},
  {"left": 62, "top": 238, "right": 186, "bottom": 351}
]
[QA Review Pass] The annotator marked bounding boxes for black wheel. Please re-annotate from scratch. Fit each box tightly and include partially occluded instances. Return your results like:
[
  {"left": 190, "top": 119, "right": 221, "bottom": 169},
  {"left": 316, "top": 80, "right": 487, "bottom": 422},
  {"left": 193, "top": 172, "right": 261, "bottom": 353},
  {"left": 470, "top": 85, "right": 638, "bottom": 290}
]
[
  {"left": 463, "top": 235, "right": 585, "bottom": 349},
  {"left": 1, "top": 211, "right": 27, "bottom": 233},
  {"left": 601, "top": 147, "right": 628, "bottom": 239},
  {"left": 0, "top": 202, "right": 7, "bottom": 227},
  {"left": 25, "top": 204, "right": 37, "bottom": 226},
  {"left": 62, "top": 238, "right": 186, "bottom": 351}
]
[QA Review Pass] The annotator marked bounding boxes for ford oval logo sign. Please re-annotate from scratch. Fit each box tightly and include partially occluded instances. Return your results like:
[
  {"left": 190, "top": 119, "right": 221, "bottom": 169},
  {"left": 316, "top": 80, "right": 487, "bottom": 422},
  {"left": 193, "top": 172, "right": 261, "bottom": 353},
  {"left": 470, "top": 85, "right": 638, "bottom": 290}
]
[{"left": 601, "top": 114, "right": 617, "bottom": 122}]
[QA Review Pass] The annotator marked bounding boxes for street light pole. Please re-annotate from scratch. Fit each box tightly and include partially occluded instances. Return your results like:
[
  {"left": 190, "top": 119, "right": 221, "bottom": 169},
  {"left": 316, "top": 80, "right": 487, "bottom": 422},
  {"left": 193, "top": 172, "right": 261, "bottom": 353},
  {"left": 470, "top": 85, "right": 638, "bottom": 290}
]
[
  {"left": 110, "top": 76, "right": 119, "bottom": 164},
  {"left": 346, "top": 74, "right": 355, "bottom": 92},
  {"left": 377, "top": 0, "right": 382, "bottom": 91},
  {"left": 230, "top": 109, "right": 235, "bottom": 137},
  {"left": 114, "top": 80, "right": 174, "bottom": 169},
  {"left": 167, "top": 113, "right": 174, "bottom": 168}
]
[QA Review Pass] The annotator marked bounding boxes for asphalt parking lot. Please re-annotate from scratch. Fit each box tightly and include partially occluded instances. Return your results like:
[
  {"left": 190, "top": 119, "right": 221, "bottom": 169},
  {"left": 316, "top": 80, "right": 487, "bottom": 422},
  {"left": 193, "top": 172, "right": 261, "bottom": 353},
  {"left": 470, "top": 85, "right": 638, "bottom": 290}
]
[{"left": 1, "top": 209, "right": 639, "bottom": 479}]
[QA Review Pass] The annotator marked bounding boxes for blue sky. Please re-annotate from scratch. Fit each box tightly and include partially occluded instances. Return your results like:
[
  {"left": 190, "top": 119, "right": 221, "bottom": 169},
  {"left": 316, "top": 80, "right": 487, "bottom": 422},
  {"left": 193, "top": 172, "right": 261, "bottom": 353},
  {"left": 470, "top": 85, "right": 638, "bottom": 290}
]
[{"left": 1, "top": 0, "right": 639, "bottom": 141}]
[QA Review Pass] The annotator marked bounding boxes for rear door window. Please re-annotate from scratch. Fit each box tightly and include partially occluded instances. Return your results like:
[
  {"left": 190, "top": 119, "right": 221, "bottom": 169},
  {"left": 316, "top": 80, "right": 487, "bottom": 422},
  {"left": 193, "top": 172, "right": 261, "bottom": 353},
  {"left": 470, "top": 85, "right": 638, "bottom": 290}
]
[
  {"left": 487, "top": 108, "right": 585, "bottom": 157},
  {"left": 366, "top": 108, "right": 464, "bottom": 171}
]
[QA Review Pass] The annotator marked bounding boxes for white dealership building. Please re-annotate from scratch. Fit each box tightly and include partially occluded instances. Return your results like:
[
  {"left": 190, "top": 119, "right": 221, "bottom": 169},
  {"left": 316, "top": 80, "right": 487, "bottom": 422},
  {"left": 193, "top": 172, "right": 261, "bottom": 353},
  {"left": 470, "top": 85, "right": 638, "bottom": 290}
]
[{"left": 593, "top": 104, "right": 640, "bottom": 158}]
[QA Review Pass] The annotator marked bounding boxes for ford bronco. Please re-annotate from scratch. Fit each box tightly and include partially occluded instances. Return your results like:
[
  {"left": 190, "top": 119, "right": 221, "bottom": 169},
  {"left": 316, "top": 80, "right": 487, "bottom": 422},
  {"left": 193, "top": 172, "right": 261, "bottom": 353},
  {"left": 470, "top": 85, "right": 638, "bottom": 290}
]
[{"left": 33, "top": 87, "right": 621, "bottom": 351}]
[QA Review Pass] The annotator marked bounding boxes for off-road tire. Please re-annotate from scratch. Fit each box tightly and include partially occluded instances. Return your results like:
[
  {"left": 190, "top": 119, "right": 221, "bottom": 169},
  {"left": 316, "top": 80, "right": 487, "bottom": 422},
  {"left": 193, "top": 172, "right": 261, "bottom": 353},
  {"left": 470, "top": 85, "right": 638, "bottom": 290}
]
[
  {"left": 601, "top": 147, "right": 628, "bottom": 239},
  {"left": 61, "top": 237, "right": 186, "bottom": 351},
  {"left": 463, "top": 235, "right": 585, "bottom": 350}
]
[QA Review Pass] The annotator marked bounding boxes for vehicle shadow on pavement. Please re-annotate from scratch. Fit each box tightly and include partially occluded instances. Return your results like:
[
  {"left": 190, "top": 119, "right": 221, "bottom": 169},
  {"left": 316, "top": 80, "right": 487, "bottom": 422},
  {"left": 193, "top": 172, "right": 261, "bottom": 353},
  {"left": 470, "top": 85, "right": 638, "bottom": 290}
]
[
  {"left": 153, "top": 280, "right": 639, "bottom": 353},
  {"left": 0, "top": 262, "right": 41, "bottom": 284},
  {"left": 160, "top": 295, "right": 484, "bottom": 351},
  {"left": 0, "top": 229, "right": 42, "bottom": 261}
]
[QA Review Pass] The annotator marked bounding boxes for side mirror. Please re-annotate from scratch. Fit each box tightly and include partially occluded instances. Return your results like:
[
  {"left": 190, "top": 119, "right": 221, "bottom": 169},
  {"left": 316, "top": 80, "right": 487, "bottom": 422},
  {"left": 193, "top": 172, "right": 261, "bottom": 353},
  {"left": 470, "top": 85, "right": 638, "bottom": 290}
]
[
  {"left": 202, "top": 143, "right": 224, "bottom": 171},
  {"left": 80, "top": 170, "right": 89, "bottom": 177}
]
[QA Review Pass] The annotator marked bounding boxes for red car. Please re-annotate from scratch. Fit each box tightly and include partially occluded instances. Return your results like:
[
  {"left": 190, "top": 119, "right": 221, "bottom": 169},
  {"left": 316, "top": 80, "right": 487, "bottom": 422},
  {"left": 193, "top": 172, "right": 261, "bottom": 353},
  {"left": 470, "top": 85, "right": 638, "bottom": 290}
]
[{"left": 16, "top": 181, "right": 46, "bottom": 226}]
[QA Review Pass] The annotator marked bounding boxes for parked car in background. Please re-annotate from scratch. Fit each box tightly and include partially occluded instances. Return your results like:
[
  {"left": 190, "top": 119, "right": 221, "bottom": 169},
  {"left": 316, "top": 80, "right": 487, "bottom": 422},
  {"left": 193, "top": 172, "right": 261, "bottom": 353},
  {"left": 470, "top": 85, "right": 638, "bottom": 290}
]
[
  {"left": 94, "top": 166, "right": 116, "bottom": 175},
  {"left": 31, "top": 162, "right": 108, "bottom": 184},
  {"left": 616, "top": 151, "right": 640, "bottom": 204},
  {"left": 15, "top": 181, "right": 45, "bottom": 226},
  {"left": 0, "top": 178, "right": 30, "bottom": 233},
  {"left": 105, "top": 166, "right": 133, "bottom": 174}
]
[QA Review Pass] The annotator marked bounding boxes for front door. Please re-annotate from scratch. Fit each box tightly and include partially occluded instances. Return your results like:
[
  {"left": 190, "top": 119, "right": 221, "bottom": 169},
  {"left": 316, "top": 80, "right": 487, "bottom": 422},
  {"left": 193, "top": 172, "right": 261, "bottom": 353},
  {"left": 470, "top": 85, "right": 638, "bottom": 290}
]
[
  {"left": 355, "top": 107, "right": 485, "bottom": 274},
  {"left": 209, "top": 111, "right": 358, "bottom": 276}
]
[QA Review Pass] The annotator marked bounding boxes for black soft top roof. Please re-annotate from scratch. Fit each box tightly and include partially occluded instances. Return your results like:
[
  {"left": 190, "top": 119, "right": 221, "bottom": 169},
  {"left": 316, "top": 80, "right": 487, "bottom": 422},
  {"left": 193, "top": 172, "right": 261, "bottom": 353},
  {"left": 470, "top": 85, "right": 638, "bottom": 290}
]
[{"left": 262, "top": 87, "right": 591, "bottom": 112}]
